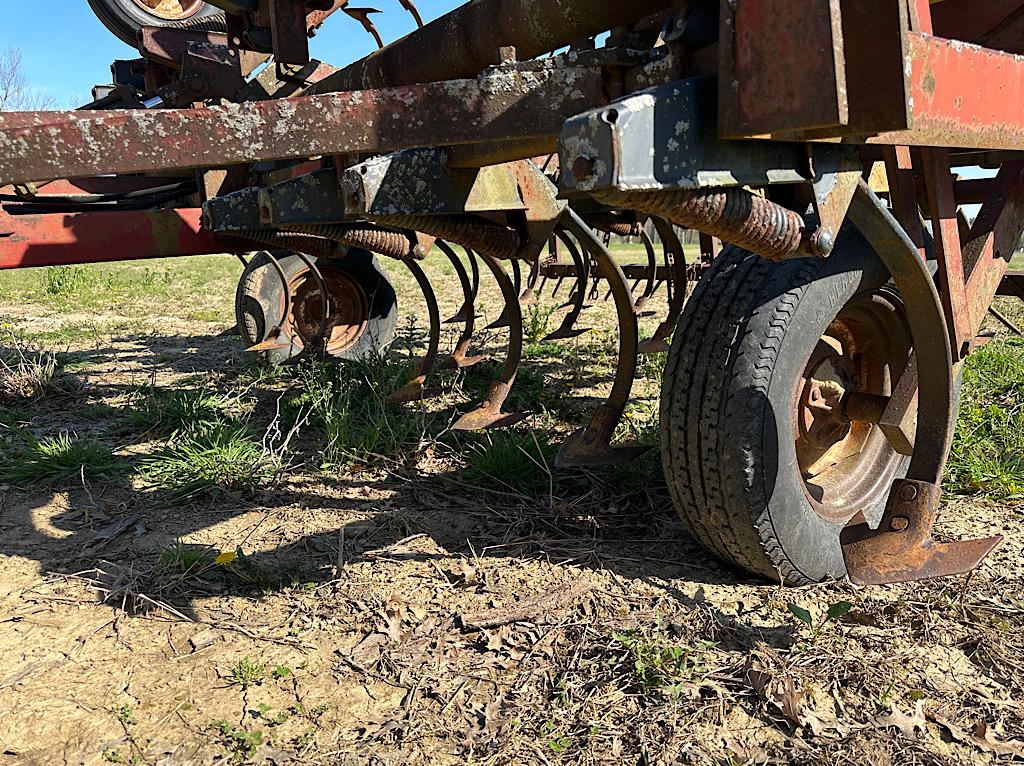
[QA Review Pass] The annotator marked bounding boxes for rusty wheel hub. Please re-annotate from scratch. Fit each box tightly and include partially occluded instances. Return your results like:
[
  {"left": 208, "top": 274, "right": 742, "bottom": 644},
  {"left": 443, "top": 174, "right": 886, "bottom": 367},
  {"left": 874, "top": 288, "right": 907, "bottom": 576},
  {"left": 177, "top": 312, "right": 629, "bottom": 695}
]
[
  {"left": 285, "top": 264, "right": 369, "bottom": 355},
  {"left": 795, "top": 291, "right": 912, "bottom": 523},
  {"left": 130, "top": 0, "right": 205, "bottom": 20}
]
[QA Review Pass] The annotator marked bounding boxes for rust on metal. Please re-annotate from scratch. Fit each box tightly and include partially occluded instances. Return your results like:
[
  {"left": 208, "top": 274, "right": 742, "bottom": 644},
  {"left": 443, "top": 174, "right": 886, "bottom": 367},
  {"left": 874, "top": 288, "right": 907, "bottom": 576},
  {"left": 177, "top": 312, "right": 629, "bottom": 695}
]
[
  {"left": 594, "top": 187, "right": 806, "bottom": 262},
  {"left": 0, "top": 208, "right": 251, "bottom": 270},
  {"left": 0, "top": 67, "right": 604, "bottom": 187},
  {"left": 366, "top": 215, "right": 521, "bottom": 261},
  {"left": 309, "top": 0, "right": 674, "bottom": 92}
]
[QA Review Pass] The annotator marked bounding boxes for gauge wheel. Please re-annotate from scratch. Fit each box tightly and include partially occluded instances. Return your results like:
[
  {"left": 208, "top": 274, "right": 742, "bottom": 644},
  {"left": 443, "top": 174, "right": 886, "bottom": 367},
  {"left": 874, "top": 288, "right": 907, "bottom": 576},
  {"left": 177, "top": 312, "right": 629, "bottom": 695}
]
[
  {"left": 88, "top": 0, "right": 224, "bottom": 46},
  {"left": 235, "top": 250, "right": 398, "bottom": 366},
  {"left": 659, "top": 228, "right": 940, "bottom": 585}
]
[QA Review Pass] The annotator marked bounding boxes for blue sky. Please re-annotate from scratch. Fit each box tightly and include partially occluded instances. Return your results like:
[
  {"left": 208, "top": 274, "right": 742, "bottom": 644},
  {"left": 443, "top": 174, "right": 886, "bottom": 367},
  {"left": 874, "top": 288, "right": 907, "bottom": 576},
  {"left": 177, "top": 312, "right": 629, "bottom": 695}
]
[{"left": 1, "top": 1, "right": 460, "bottom": 107}]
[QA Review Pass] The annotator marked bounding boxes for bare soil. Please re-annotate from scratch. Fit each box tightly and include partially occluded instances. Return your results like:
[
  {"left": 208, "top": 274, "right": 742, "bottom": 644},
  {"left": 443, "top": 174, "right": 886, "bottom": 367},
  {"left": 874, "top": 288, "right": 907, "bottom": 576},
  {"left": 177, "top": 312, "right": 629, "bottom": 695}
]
[{"left": 1, "top": 255, "right": 1022, "bottom": 766}]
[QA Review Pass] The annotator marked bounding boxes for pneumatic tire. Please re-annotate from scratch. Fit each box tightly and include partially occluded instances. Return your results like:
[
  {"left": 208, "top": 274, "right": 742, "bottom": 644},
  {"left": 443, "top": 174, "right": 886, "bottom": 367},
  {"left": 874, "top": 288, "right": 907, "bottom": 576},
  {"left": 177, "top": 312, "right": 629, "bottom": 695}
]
[
  {"left": 660, "top": 230, "right": 921, "bottom": 585},
  {"left": 87, "top": 0, "right": 224, "bottom": 46}
]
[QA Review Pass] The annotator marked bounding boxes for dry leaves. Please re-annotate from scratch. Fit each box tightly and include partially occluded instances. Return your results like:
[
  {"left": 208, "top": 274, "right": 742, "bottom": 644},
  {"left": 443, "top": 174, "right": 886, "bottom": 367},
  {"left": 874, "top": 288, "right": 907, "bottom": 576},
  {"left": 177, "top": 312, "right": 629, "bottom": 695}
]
[
  {"left": 931, "top": 714, "right": 1024, "bottom": 758},
  {"left": 745, "top": 660, "right": 849, "bottom": 738}
]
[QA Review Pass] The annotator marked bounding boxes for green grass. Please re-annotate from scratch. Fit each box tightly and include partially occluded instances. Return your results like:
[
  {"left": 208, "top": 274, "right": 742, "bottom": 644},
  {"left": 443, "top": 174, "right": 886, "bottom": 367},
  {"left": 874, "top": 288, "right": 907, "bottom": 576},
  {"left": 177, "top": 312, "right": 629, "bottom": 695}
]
[
  {"left": 157, "top": 540, "right": 215, "bottom": 574},
  {"left": 947, "top": 337, "right": 1024, "bottom": 500},
  {"left": 138, "top": 423, "right": 278, "bottom": 500},
  {"left": 0, "top": 256, "right": 239, "bottom": 319},
  {"left": 293, "top": 356, "right": 427, "bottom": 469},
  {"left": 463, "top": 428, "right": 558, "bottom": 496},
  {"left": 226, "top": 657, "right": 268, "bottom": 688},
  {"left": 0, "top": 432, "right": 123, "bottom": 486},
  {"left": 124, "top": 387, "right": 249, "bottom": 437}
]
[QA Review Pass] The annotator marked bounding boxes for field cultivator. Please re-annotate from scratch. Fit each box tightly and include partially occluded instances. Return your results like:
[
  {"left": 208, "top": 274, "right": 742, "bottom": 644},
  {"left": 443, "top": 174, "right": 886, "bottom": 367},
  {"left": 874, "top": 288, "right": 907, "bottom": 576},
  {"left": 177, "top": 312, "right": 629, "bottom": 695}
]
[{"left": 2, "top": 0, "right": 1024, "bottom": 586}]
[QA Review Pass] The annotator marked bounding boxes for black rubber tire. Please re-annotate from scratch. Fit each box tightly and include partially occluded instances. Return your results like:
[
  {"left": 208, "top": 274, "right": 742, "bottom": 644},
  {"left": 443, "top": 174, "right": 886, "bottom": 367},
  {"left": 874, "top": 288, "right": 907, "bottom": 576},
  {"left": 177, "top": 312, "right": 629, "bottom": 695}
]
[
  {"left": 660, "top": 230, "right": 915, "bottom": 585},
  {"left": 87, "top": 0, "right": 223, "bottom": 46},
  {"left": 235, "top": 250, "right": 398, "bottom": 366}
]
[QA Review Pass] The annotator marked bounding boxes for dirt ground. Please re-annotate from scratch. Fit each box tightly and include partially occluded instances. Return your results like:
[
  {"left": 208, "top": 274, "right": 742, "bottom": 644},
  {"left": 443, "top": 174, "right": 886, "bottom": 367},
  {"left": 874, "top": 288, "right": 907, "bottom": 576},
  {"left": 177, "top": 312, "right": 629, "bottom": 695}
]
[{"left": 0, "top": 252, "right": 1023, "bottom": 765}]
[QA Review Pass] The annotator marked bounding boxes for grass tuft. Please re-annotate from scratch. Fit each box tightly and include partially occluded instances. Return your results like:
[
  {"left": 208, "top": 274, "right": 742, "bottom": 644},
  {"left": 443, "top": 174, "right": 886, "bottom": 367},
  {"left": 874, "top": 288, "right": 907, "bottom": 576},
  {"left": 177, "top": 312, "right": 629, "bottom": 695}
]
[
  {"left": 0, "top": 432, "right": 122, "bottom": 486},
  {"left": 295, "top": 356, "right": 426, "bottom": 468},
  {"left": 948, "top": 337, "right": 1024, "bottom": 500},
  {"left": 139, "top": 423, "right": 278, "bottom": 500},
  {"left": 463, "top": 428, "right": 557, "bottom": 496},
  {"left": 0, "top": 329, "right": 81, "bottom": 403},
  {"left": 125, "top": 387, "right": 248, "bottom": 437}
]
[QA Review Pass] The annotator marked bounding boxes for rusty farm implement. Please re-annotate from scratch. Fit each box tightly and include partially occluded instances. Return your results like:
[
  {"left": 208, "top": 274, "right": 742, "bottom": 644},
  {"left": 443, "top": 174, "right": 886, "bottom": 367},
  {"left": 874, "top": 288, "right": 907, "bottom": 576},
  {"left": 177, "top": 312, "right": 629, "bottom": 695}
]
[{"left": 2, "top": 0, "right": 1024, "bottom": 587}]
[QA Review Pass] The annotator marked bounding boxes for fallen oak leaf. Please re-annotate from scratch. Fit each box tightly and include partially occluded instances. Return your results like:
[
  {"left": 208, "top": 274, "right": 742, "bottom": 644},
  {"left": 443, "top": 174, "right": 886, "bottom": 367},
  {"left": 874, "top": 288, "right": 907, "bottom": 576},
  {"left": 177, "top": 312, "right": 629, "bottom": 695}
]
[
  {"left": 874, "top": 701, "right": 927, "bottom": 739},
  {"left": 970, "top": 721, "right": 1024, "bottom": 757},
  {"left": 929, "top": 713, "right": 1024, "bottom": 758}
]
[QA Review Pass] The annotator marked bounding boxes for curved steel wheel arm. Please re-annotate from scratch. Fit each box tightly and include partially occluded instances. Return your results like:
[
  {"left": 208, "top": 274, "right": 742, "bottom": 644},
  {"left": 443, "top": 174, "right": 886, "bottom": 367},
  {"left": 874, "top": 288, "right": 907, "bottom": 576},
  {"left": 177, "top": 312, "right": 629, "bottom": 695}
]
[
  {"left": 637, "top": 217, "right": 688, "bottom": 356},
  {"left": 555, "top": 209, "right": 647, "bottom": 467},
  {"left": 841, "top": 181, "right": 1001, "bottom": 585},
  {"left": 435, "top": 240, "right": 484, "bottom": 370},
  {"left": 451, "top": 252, "right": 529, "bottom": 431}
]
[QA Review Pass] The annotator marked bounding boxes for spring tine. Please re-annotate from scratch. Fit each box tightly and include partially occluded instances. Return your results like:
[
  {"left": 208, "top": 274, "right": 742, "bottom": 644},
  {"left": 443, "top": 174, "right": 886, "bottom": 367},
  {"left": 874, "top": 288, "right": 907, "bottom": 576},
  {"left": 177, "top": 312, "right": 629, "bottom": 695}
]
[
  {"left": 452, "top": 252, "right": 528, "bottom": 431},
  {"left": 637, "top": 217, "right": 687, "bottom": 355},
  {"left": 520, "top": 258, "right": 540, "bottom": 305},
  {"left": 543, "top": 226, "right": 591, "bottom": 341},
  {"left": 468, "top": 246, "right": 481, "bottom": 295},
  {"left": 398, "top": 0, "right": 425, "bottom": 26},
  {"left": 435, "top": 239, "right": 485, "bottom": 369},
  {"left": 288, "top": 250, "right": 333, "bottom": 361},
  {"left": 603, "top": 285, "right": 613, "bottom": 302},
  {"left": 511, "top": 257, "right": 522, "bottom": 295},
  {"left": 443, "top": 243, "right": 472, "bottom": 324},
  {"left": 387, "top": 258, "right": 444, "bottom": 402},
  {"left": 555, "top": 210, "right": 646, "bottom": 467},
  {"left": 344, "top": 7, "right": 385, "bottom": 48},
  {"left": 486, "top": 257, "right": 522, "bottom": 329},
  {"left": 551, "top": 275, "right": 566, "bottom": 299},
  {"left": 633, "top": 227, "right": 659, "bottom": 313}
]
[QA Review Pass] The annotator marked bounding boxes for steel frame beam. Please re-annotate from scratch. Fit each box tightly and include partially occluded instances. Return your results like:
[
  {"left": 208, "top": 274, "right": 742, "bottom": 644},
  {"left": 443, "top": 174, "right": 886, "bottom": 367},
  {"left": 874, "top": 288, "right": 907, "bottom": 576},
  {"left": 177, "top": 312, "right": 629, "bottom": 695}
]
[
  {"left": 0, "top": 208, "right": 250, "bottom": 270},
  {"left": 0, "top": 66, "right": 603, "bottom": 187}
]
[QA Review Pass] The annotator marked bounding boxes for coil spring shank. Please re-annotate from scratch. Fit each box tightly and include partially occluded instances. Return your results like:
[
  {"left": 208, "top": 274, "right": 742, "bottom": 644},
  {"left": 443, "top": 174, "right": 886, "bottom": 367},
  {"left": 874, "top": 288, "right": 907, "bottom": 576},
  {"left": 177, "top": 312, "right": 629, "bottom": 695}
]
[
  {"left": 595, "top": 187, "right": 806, "bottom": 261},
  {"left": 281, "top": 224, "right": 424, "bottom": 260},
  {"left": 370, "top": 215, "right": 522, "bottom": 261}
]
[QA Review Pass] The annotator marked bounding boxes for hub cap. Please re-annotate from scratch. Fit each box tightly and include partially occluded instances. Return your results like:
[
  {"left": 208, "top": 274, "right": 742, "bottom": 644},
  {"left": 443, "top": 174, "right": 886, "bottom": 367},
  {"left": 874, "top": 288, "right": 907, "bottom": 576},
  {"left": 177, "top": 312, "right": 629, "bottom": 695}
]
[
  {"left": 283, "top": 265, "right": 370, "bottom": 355},
  {"left": 795, "top": 291, "right": 913, "bottom": 523},
  {"left": 130, "top": 0, "right": 205, "bottom": 20}
]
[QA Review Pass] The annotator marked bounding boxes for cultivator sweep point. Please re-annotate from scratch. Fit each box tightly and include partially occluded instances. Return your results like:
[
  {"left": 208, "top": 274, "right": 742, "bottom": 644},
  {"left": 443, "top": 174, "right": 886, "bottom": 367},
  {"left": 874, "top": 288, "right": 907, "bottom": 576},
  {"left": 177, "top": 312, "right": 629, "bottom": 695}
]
[{"left": 4, "top": 0, "right": 1024, "bottom": 586}]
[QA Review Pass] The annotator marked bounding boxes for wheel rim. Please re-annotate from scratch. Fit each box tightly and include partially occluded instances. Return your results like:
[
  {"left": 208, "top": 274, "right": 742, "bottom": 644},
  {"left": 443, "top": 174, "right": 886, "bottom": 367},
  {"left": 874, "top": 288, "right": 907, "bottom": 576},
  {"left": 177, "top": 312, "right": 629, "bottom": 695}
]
[
  {"left": 129, "top": 0, "right": 205, "bottom": 20},
  {"left": 794, "top": 290, "right": 913, "bottom": 523},
  {"left": 283, "top": 265, "right": 370, "bottom": 355}
]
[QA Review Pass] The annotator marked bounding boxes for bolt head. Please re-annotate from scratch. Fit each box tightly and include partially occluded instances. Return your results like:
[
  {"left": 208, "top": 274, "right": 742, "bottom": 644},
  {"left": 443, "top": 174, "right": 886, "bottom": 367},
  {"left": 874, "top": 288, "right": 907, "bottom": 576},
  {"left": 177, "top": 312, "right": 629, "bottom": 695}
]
[
  {"left": 898, "top": 483, "right": 918, "bottom": 502},
  {"left": 890, "top": 516, "right": 910, "bottom": 532},
  {"left": 811, "top": 228, "right": 835, "bottom": 257}
]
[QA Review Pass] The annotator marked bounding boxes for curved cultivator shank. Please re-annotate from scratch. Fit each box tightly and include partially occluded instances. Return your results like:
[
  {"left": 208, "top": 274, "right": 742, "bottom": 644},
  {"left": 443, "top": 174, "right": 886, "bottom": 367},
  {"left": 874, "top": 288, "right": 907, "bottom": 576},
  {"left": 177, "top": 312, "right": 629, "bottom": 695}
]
[{"left": 3, "top": 0, "right": 1024, "bottom": 586}]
